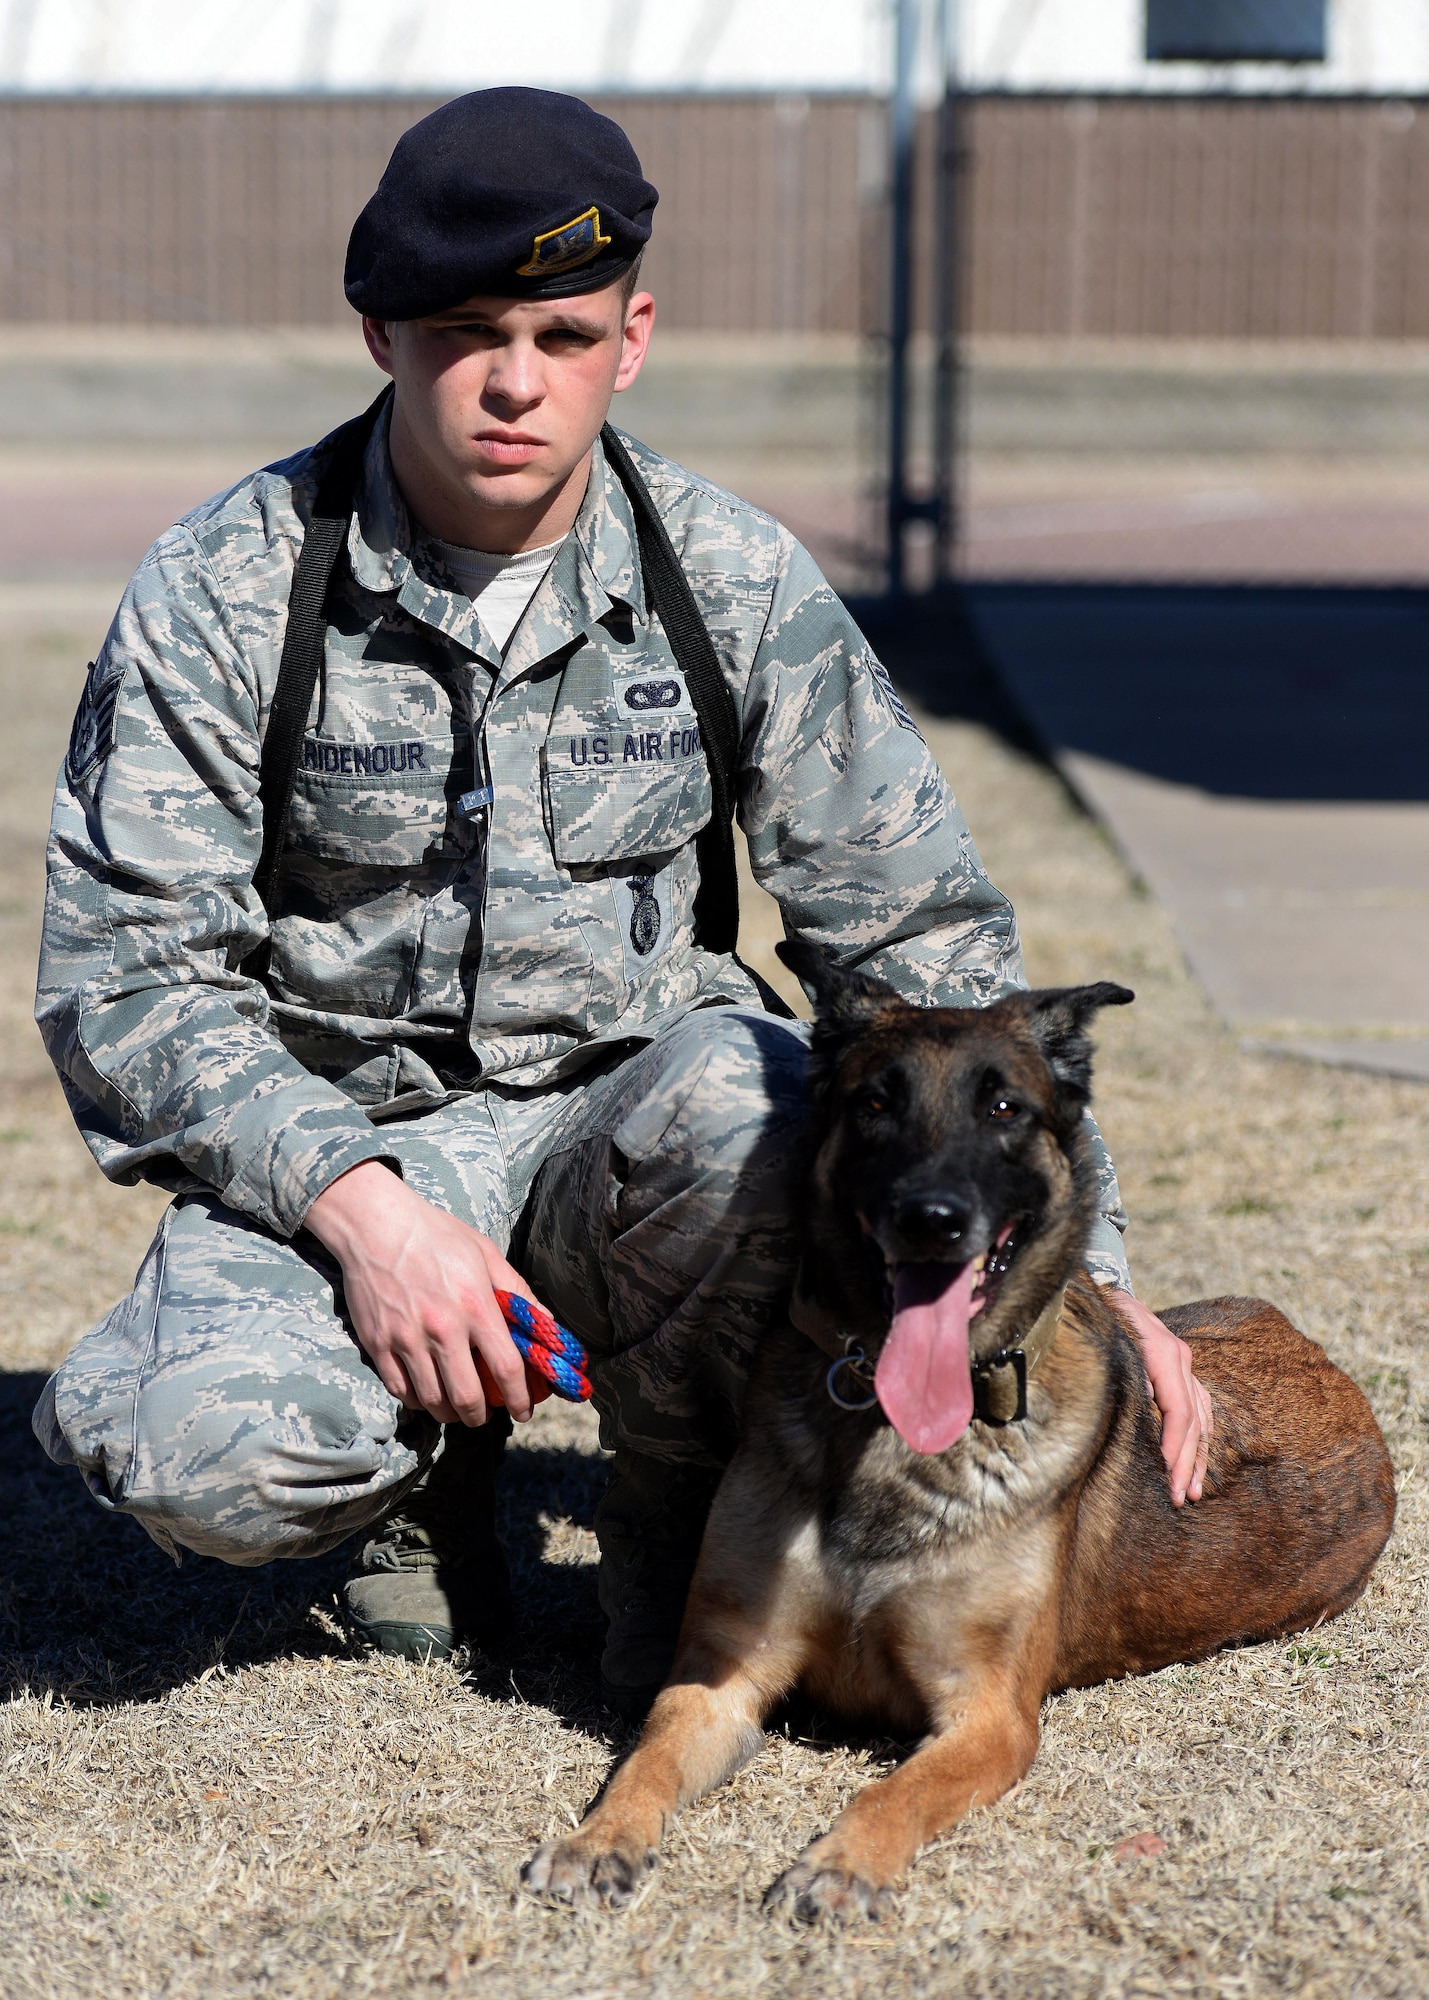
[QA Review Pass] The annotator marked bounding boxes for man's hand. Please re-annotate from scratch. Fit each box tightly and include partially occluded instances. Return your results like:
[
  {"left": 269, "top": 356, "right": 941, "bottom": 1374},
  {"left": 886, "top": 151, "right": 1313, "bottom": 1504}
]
[
  {"left": 1106, "top": 1289, "right": 1212, "bottom": 1507},
  {"left": 305, "top": 1159, "right": 549, "bottom": 1427}
]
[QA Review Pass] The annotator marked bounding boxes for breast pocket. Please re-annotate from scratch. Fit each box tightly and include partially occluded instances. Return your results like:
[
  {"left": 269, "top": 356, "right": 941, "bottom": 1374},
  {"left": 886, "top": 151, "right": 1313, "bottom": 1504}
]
[
  {"left": 287, "top": 734, "right": 466, "bottom": 867},
  {"left": 544, "top": 735, "right": 712, "bottom": 870}
]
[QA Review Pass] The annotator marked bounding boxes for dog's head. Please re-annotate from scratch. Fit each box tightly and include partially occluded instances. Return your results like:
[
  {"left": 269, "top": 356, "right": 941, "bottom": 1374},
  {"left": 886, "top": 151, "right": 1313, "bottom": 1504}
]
[{"left": 778, "top": 938, "right": 1132, "bottom": 1453}]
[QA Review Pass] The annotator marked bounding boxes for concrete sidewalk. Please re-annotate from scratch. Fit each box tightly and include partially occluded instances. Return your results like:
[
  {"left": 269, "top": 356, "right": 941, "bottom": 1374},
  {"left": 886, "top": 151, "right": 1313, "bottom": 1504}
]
[
  {"left": 0, "top": 330, "right": 875, "bottom": 595},
  {"left": 14, "top": 331, "right": 1429, "bottom": 600},
  {"left": 966, "top": 583, "right": 1429, "bottom": 1082}
]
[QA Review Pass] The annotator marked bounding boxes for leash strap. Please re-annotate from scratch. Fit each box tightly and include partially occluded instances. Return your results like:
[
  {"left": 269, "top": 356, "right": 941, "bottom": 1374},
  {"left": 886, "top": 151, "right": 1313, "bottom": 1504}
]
[
  {"left": 495, "top": 1289, "right": 593, "bottom": 1402},
  {"left": 252, "top": 389, "right": 392, "bottom": 941},
  {"left": 598, "top": 423, "right": 741, "bottom": 958}
]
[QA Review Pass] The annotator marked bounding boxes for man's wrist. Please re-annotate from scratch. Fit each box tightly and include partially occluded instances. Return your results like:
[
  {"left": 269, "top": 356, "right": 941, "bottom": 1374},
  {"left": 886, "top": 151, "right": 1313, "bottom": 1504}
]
[{"left": 303, "top": 1156, "right": 404, "bottom": 1260}]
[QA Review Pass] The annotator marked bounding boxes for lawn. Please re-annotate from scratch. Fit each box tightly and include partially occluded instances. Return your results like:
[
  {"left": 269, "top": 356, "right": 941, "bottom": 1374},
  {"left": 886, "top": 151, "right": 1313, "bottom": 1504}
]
[{"left": 1, "top": 587, "right": 1424, "bottom": 1998}]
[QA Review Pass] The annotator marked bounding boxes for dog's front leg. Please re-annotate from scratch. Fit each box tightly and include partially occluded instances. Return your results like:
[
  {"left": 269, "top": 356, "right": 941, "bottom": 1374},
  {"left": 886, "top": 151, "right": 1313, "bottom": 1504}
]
[
  {"left": 524, "top": 1509, "right": 814, "bottom": 1911},
  {"left": 522, "top": 1667, "right": 768, "bottom": 1906},
  {"left": 764, "top": 1672, "right": 1042, "bottom": 1924}
]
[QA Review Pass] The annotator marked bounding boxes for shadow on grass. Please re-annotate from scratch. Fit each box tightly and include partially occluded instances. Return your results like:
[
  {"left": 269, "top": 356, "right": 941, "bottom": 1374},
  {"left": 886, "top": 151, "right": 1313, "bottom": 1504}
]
[
  {"left": 4, "top": 1362, "right": 909, "bottom": 1760},
  {"left": 0, "top": 1366, "right": 355, "bottom": 1705},
  {"left": 846, "top": 586, "right": 1045, "bottom": 756},
  {"left": 852, "top": 578, "right": 1429, "bottom": 804},
  {"left": 1, "top": 1367, "right": 611, "bottom": 1723},
  {"left": 475, "top": 1435, "right": 612, "bottom": 1738}
]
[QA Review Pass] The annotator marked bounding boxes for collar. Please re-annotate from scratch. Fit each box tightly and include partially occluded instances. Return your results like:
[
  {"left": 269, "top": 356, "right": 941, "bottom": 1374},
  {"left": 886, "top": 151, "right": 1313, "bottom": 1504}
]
[
  {"left": 971, "top": 1283, "right": 1066, "bottom": 1424},
  {"left": 791, "top": 1268, "right": 1069, "bottom": 1429},
  {"left": 573, "top": 427, "right": 645, "bottom": 619},
  {"left": 496, "top": 436, "right": 644, "bottom": 686},
  {"left": 344, "top": 414, "right": 648, "bottom": 673}
]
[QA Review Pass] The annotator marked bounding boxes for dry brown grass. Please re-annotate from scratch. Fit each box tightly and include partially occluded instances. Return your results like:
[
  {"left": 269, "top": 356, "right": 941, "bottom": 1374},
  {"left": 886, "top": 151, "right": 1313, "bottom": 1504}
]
[{"left": 1, "top": 588, "right": 1425, "bottom": 1999}]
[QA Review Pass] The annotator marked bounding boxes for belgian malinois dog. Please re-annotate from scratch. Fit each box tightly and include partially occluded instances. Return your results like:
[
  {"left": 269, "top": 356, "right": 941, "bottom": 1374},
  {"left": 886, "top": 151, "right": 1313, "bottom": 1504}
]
[{"left": 525, "top": 947, "right": 1396, "bottom": 1921}]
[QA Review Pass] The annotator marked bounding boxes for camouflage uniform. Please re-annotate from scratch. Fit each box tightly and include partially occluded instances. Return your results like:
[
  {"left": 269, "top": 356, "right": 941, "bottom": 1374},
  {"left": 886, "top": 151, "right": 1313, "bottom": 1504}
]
[{"left": 32, "top": 412, "right": 1130, "bottom": 1565}]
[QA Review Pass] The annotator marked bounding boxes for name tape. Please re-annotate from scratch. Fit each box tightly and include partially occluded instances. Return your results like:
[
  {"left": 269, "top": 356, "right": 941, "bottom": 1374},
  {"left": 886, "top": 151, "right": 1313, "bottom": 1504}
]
[
  {"left": 568, "top": 726, "right": 703, "bottom": 768},
  {"left": 302, "top": 737, "right": 428, "bottom": 777}
]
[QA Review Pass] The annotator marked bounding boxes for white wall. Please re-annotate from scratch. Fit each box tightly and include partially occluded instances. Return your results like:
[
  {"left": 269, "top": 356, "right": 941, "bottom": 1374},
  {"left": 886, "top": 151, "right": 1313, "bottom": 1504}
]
[
  {"left": 0, "top": 0, "right": 893, "bottom": 93},
  {"left": 0, "top": 0, "right": 1423, "bottom": 98}
]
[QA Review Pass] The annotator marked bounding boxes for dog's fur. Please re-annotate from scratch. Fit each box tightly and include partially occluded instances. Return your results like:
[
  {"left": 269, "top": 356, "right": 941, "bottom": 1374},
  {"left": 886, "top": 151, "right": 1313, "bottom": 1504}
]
[{"left": 525, "top": 949, "right": 1396, "bottom": 1921}]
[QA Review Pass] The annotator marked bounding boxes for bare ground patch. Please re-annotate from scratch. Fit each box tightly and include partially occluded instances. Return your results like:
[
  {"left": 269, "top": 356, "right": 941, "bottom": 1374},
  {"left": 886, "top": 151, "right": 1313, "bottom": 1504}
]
[{"left": 0, "top": 601, "right": 1425, "bottom": 1997}]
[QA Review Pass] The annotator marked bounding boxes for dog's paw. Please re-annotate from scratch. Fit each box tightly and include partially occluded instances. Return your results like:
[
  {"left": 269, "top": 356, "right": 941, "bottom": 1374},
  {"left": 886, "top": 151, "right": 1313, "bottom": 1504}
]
[
  {"left": 522, "top": 1836, "right": 657, "bottom": 1911},
  {"left": 762, "top": 1859, "right": 893, "bottom": 1925}
]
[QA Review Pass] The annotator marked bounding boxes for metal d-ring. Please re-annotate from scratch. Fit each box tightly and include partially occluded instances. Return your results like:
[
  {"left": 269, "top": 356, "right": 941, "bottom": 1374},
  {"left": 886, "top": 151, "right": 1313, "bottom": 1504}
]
[{"left": 826, "top": 1345, "right": 878, "bottom": 1412}]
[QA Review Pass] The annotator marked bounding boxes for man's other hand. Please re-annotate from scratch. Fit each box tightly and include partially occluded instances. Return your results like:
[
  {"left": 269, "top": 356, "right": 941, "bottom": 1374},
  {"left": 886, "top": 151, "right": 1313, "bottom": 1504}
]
[
  {"left": 305, "top": 1160, "right": 549, "bottom": 1426},
  {"left": 1106, "top": 1289, "right": 1213, "bottom": 1507}
]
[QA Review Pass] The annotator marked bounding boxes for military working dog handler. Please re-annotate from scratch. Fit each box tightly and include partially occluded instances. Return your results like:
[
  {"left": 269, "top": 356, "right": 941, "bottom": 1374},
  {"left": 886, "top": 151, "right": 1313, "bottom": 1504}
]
[{"left": 33, "top": 90, "right": 1210, "bottom": 1713}]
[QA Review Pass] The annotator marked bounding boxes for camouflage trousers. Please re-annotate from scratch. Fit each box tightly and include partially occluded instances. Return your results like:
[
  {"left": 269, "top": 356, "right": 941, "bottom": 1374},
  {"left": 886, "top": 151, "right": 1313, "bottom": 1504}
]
[{"left": 33, "top": 1006, "right": 810, "bottom": 1568}]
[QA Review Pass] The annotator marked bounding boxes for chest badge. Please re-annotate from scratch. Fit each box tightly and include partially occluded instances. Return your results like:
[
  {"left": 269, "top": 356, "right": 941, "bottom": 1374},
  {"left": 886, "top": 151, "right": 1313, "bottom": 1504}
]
[
  {"left": 628, "top": 871, "right": 661, "bottom": 956},
  {"left": 623, "top": 679, "right": 681, "bottom": 712}
]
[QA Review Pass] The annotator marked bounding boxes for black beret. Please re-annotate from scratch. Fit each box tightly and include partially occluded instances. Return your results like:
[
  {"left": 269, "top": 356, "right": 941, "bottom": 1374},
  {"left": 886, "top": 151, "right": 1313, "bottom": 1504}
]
[{"left": 344, "top": 87, "right": 658, "bottom": 318}]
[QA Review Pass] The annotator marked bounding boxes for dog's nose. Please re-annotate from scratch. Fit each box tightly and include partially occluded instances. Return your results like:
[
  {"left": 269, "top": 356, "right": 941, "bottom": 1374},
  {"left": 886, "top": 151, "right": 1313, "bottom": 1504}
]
[{"left": 894, "top": 1194, "right": 972, "bottom": 1248}]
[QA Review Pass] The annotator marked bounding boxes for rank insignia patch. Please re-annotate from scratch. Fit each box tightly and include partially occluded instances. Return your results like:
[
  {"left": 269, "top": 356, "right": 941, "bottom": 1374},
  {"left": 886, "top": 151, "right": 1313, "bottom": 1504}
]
[
  {"left": 516, "top": 205, "right": 612, "bottom": 279},
  {"left": 867, "top": 655, "right": 921, "bottom": 735},
  {"left": 65, "top": 659, "right": 123, "bottom": 784}
]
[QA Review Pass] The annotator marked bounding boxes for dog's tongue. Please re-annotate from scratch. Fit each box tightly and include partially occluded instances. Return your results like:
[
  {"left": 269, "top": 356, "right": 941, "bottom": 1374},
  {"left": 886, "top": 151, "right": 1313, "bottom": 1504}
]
[{"left": 876, "top": 1261, "right": 978, "bottom": 1454}]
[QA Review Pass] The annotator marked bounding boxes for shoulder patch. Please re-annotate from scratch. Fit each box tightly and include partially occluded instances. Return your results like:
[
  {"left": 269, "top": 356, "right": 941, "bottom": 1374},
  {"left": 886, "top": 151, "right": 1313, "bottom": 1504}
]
[
  {"left": 65, "top": 659, "right": 124, "bottom": 785},
  {"left": 866, "top": 655, "right": 921, "bottom": 735}
]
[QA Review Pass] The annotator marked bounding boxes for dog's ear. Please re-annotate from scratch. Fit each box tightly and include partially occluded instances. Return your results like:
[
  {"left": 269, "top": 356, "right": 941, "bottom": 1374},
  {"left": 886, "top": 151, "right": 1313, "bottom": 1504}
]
[
  {"left": 1020, "top": 982, "right": 1134, "bottom": 1104},
  {"left": 776, "top": 937, "right": 902, "bottom": 1031}
]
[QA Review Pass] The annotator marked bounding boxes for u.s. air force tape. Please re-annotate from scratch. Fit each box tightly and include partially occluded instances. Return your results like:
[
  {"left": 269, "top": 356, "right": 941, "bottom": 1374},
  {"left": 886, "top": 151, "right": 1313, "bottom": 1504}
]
[{"left": 458, "top": 786, "right": 495, "bottom": 819}]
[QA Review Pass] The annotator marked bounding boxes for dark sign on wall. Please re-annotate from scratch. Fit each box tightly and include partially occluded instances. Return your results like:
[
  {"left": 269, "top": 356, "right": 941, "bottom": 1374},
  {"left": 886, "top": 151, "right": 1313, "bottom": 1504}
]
[{"left": 1146, "top": 0, "right": 1326, "bottom": 62}]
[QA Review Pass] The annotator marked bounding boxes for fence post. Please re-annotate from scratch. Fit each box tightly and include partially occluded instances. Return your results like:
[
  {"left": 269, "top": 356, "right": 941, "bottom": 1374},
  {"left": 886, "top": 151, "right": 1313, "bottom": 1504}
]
[
  {"left": 932, "top": 0, "right": 961, "bottom": 587},
  {"left": 886, "top": 0, "right": 957, "bottom": 598},
  {"left": 885, "top": 0, "right": 919, "bottom": 598}
]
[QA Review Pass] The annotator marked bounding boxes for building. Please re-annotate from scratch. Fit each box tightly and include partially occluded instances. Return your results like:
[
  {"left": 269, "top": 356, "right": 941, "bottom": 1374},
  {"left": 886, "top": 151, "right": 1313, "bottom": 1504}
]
[
  {"left": 0, "top": 0, "right": 1424, "bottom": 97},
  {"left": 0, "top": 1, "right": 1426, "bottom": 336}
]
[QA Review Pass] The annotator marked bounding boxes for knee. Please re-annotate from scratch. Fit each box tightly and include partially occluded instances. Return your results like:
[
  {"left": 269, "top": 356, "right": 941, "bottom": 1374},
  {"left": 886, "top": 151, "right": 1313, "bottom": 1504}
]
[
  {"left": 125, "top": 1355, "right": 430, "bottom": 1566},
  {"left": 642, "top": 1010, "right": 810, "bottom": 1169}
]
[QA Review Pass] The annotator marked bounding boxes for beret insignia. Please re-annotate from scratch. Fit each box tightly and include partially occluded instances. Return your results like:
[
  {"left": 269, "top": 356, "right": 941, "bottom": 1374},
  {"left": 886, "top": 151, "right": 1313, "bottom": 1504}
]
[{"left": 517, "top": 205, "right": 612, "bottom": 280}]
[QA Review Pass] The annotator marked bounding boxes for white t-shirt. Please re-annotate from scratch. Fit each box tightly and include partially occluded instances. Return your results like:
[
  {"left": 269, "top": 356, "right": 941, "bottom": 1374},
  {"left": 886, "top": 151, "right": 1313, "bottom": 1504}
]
[{"left": 433, "top": 533, "right": 567, "bottom": 651}]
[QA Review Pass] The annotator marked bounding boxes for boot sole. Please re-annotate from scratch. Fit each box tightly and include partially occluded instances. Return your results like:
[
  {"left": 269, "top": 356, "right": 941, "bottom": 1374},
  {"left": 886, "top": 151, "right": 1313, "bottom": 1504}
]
[{"left": 345, "top": 1606, "right": 459, "bottom": 1663}]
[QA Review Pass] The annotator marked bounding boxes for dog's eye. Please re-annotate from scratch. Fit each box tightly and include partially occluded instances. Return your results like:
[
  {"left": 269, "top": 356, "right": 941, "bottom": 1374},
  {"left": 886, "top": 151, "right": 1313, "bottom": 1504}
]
[
  {"left": 863, "top": 1092, "right": 888, "bottom": 1116},
  {"left": 988, "top": 1097, "right": 1020, "bottom": 1122}
]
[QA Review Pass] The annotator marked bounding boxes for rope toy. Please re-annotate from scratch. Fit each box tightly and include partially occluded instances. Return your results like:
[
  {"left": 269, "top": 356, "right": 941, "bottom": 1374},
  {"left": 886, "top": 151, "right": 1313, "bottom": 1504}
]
[{"left": 495, "top": 1290, "right": 593, "bottom": 1403}]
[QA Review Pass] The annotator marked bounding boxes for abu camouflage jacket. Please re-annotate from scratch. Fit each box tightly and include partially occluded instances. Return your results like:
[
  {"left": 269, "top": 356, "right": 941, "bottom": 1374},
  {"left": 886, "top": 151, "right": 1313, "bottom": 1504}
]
[{"left": 36, "top": 413, "right": 1130, "bottom": 1279}]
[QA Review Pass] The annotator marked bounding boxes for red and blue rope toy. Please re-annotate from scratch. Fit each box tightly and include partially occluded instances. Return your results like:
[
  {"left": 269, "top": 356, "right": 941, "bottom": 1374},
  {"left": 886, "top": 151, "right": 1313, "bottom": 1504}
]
[{"left": 495, "top": 1290, "right": 593, "bottom": 1403}]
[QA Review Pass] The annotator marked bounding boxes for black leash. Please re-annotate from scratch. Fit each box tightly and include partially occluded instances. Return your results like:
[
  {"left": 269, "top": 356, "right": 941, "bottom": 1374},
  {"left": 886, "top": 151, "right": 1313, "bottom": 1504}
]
[
  {"left": 253, "top": 389, "right": 391, "bottom": 927},
  {"left": 251, "top": 407, "right": 789, "bottom": 1012},
  {"left": 597, "top": 423, "right": 741, "bottom": 957}
]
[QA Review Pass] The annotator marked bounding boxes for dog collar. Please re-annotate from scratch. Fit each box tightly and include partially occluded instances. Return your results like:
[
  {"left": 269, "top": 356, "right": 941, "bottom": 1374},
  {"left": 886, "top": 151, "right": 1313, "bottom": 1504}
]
[
  {"left": 792, "top": 1268, "right": 1068, "bottom": 1430},
  {"left": 970, "top": 1284, "right": 1067, "bottom": 1425}
]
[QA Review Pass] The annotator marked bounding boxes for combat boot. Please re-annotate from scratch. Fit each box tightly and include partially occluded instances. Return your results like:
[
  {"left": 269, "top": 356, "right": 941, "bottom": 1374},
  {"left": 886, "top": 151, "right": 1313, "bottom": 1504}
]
[
  {"left": 343, "top": 1411, "right": 513, "bottom": 1662},
  {"left": 594, "top": 1452, "right": 724, "bottom": 1721}
]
